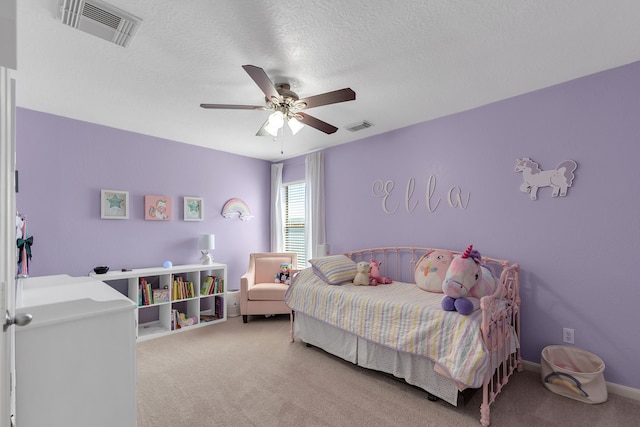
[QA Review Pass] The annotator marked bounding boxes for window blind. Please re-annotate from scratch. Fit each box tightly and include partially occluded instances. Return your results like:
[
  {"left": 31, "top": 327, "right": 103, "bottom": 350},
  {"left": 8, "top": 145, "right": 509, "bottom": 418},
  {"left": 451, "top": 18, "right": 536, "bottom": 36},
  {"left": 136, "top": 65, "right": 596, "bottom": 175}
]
[{"left": 285, "top": 182, "right": 306, "bottom": 265}]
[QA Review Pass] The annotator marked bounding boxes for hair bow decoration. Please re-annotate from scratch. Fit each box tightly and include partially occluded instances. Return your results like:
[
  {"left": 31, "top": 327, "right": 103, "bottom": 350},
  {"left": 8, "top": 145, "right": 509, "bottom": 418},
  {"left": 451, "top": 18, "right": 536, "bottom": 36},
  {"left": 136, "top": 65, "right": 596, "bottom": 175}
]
[
  {"left": 17, "top": 236, "right": 33, "bottom": 265},
  {"left": 16, "top": 213, "right": 33, "bottom": 275}
]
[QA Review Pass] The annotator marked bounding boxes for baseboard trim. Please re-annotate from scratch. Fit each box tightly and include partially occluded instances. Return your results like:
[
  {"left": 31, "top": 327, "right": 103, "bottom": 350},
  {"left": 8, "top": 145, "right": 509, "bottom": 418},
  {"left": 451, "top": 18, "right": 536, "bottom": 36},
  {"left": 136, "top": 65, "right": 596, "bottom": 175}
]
[{"left": 521, "top": 360, "right": 640, "bottom": 401}]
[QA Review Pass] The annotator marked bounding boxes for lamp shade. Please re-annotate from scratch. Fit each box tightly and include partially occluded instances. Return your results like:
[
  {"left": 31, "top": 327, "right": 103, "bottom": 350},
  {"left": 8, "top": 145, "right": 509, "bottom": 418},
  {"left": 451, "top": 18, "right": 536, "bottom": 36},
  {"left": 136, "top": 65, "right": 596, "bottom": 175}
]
[
  {"left": 288, "top": 116, "right": 304, "bottom": 135},
  {"left": 198, "top": 234, "right": 215, "bottom": 250},
  {"left": 264, "top": 111, "right": 285, "bottom": 136}
]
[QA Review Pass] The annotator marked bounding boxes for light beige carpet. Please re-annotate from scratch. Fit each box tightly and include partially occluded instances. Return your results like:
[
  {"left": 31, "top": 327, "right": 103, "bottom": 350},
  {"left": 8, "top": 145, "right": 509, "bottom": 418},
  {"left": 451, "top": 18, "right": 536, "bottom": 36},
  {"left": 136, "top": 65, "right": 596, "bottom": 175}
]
[{"left": 137, "top": 315, "right": 640, "bottom": 427}]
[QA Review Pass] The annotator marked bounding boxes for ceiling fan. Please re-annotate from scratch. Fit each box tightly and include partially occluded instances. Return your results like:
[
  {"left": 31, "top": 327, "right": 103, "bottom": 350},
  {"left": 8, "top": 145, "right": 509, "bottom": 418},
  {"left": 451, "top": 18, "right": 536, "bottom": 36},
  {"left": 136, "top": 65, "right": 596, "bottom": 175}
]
[{"left": 200, "top": 65, "right": 356, "bottom": 136}]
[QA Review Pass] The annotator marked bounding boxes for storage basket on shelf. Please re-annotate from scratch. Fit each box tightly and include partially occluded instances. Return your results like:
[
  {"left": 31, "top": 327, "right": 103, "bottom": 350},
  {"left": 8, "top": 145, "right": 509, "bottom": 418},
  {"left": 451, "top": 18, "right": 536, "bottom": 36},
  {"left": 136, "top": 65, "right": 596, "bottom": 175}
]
[{"left": 541, "top": 345, "right": 607, "bottom": 404}]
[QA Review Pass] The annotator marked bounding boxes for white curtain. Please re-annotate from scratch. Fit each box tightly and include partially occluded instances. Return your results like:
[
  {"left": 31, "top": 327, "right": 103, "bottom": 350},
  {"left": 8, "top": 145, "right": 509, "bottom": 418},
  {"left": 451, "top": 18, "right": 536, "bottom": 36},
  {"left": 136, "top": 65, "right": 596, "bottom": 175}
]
[
  {"left": 270, "top": 163, "right": 284, "bottom": 252},
  {"left": 305, "top": 152, "right": 326, "bottom": 261}
]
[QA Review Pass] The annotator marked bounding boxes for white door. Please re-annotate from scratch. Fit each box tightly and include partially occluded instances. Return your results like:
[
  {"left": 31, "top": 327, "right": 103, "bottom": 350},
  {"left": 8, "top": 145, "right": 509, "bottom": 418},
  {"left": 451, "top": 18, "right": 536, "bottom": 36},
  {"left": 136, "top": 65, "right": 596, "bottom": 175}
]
[
  {"left": 1, "top": 64, "right": 18, "bottom": 427},
  {"left": 1, "top": 3, "right": 19, "bottom": 425},
  {"left": 0, "top": 66, "right": 17, "bottom": 427}
]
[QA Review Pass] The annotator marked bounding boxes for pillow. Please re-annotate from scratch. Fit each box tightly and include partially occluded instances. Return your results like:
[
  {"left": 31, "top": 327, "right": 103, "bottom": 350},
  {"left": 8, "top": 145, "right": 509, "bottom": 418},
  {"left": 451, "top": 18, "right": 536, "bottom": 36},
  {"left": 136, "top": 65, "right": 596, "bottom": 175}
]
[
  {"left": 414, "top": 249, "right": 453, "bottom": 292},
  {"left": 309, "top": 255, "right": 357, "bottom": 285}
]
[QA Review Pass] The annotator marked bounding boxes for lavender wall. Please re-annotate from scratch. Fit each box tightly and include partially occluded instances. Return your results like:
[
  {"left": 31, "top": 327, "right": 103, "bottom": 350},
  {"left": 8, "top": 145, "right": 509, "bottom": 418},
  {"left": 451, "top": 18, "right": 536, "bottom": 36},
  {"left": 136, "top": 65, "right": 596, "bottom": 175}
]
[
  {"left": 315, "top": 61, "right": 640, "bottom": 389},
  {"left": 16, "top": 109, "right": 271, "bottom": 290},
  {"left": 16, "top": 60, "right": 640, "bottom": 390}
]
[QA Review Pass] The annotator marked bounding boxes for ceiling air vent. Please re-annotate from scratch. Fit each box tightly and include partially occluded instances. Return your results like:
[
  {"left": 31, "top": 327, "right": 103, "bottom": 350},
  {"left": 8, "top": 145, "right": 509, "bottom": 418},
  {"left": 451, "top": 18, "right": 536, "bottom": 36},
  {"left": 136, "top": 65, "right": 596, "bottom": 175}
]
[
  {"left": 59, "top": 0, "right": 142, "bottom": 47},
  {"left": 346, "top": 121, "right": 374, "bottom": 132}
]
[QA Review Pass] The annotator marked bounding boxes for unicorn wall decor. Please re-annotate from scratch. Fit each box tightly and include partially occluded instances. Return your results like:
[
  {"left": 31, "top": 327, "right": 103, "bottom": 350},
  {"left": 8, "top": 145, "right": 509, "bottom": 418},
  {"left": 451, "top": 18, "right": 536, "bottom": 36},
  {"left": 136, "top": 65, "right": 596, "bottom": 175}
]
[{"left": 514, "top": 158, "right": 577, "bottom": 200}]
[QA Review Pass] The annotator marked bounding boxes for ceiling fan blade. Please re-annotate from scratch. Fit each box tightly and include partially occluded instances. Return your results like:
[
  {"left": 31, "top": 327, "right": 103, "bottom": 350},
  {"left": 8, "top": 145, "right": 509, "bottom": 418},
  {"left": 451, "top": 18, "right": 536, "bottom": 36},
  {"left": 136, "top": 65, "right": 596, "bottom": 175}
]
[
  {"left": 297, "top": 88, "right": 356, "bottom": 109},
  {"left": 242, "top": 65, "right": 280, "bottom": 101},
  {"left": 296, "top": 112, "right": 338, "bottom": 134},
  {"left": 200, "top": 104, "right": 265, "bottom": 110}
]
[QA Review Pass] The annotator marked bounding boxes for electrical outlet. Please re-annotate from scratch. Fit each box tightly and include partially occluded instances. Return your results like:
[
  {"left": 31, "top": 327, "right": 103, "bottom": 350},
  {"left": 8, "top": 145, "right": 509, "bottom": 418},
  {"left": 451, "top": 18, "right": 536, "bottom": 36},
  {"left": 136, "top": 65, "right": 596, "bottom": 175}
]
[{"left": 563, "top": 328, "right": 575, "bottom": 344}]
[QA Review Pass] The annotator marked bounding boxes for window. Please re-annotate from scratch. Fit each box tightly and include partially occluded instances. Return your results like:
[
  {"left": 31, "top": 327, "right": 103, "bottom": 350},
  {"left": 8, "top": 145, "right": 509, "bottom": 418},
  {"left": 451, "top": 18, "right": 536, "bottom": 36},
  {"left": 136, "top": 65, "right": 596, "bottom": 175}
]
[{"left": 284, "top": 181, "right": 306, "bottom": 266}]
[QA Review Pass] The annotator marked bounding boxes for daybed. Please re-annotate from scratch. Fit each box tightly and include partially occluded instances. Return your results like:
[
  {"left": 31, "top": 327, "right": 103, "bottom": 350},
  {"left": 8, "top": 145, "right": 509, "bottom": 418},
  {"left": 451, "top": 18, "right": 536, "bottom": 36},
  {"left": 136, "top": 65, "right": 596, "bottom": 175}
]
[{"left": 284, "top": 247, "right": 521, "bottom": 427}]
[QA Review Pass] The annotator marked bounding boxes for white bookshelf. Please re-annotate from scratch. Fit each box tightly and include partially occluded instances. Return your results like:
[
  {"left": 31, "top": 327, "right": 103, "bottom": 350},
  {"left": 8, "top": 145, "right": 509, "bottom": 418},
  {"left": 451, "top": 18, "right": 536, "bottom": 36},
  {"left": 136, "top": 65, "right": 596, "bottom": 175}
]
[{"left": 91, "top": 263, "right": 227, "bottom": 341}]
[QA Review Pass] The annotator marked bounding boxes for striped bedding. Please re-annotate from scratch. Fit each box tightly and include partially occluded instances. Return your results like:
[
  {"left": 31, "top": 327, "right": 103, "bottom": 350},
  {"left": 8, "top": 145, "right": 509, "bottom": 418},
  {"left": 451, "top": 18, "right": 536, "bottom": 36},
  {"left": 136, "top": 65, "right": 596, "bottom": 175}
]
[{"left": 285, "top": 267, "right": 490, "bottom": 388}]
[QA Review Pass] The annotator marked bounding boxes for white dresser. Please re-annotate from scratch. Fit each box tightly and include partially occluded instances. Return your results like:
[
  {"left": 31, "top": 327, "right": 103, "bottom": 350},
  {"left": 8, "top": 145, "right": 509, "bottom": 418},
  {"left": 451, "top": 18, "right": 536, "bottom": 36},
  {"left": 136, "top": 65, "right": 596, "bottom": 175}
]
[{"left": 15, "top": 275, "right": 137, "bottom": 427}]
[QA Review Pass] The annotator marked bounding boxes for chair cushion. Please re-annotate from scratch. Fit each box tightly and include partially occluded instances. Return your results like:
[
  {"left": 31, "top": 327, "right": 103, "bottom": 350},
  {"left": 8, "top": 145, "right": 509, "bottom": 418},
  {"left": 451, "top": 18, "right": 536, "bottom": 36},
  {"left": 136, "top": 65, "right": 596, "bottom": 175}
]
[
  {"left": 248, "top": 282, "right": 289, "bottom": 301},
  {"left": 309, "top": 255, "right": 357, "bottom": 285}
]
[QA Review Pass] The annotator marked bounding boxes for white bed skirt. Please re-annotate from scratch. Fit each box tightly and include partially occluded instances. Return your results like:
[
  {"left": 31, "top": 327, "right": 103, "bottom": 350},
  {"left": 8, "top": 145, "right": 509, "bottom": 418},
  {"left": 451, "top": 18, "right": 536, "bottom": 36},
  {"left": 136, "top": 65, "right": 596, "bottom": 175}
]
[{"left": 294, "top": 312, "right": 461, "bottom": 406}]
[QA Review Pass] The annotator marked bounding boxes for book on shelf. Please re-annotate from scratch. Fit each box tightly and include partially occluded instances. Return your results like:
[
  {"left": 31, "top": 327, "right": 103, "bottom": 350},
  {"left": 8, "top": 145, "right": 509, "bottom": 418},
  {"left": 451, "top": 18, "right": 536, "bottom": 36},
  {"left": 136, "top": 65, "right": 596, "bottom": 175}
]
[
  {"left": 152, "top": 288, "right": 169, "bottom": 303},
  {"left": 199, "top": 314, "right": 217, "bottom": 322},
  {"left": 140, "top": 278, "right": 152, "bottom": 305},
  {"left": 172, "top": 276, "right": 194, "bottom": 300},
  {"left": 201, "top": 275, "right": 214, "bottom": 295},
  {"left": 201, "top": 276, "right": 225, "bottom": 295},
  {"left": 214, "top": 295, "right": 224, "bottom": 319},
  {"left": 140, "top": 279, "right": 146, "bottom": 305},
  {"left": 171, "top": 309, "right": 178, "bottom": 330},
  {"left": 171, "top": 275, "right": 178, "bottom": 300}
]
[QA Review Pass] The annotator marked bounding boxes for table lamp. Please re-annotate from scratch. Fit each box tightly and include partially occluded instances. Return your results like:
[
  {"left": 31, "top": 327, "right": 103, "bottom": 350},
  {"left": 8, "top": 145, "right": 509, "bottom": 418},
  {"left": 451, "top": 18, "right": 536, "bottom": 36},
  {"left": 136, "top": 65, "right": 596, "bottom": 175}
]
[{"left": 198, "top": 234, "right": 215, "bottom": 264}]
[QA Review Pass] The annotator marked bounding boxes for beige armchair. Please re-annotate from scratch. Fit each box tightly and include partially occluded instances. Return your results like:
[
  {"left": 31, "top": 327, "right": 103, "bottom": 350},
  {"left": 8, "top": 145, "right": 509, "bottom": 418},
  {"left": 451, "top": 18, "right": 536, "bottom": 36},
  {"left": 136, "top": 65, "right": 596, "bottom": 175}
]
[{"left": 240, "top": 252, "right": 298, "bottom": 323}]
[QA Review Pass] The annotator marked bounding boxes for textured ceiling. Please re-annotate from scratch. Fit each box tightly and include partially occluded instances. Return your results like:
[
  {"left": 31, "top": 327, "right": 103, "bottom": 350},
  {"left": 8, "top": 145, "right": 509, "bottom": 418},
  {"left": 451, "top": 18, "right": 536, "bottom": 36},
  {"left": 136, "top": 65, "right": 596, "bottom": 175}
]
[{"left": 15, "top": 0, "right": 640, "bottom": 161}]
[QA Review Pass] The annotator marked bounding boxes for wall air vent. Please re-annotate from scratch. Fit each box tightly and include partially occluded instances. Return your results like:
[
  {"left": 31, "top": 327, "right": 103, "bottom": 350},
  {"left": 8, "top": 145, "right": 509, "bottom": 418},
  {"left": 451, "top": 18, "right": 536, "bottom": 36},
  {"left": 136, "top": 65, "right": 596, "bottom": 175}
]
[
  {"left": 346, "top": 120, "right": 374, "bottom": 132},
  {"left": 59, "top": 0, "right": 142, "bottom": 47}
]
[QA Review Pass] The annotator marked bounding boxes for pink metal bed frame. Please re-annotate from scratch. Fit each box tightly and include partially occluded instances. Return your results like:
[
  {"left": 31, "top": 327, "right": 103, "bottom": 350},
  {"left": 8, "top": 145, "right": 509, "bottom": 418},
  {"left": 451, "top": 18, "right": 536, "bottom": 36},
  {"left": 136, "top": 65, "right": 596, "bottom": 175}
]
[{"left": 290, "top": 247, "right": 521, "bottom": 427}]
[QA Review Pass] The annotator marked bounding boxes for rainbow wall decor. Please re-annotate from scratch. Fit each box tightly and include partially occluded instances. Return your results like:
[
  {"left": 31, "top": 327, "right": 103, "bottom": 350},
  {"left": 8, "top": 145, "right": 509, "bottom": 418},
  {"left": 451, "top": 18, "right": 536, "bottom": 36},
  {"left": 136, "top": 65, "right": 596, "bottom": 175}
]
[{"left": 221, "top": 198, "right": 254, "bottom": 221}]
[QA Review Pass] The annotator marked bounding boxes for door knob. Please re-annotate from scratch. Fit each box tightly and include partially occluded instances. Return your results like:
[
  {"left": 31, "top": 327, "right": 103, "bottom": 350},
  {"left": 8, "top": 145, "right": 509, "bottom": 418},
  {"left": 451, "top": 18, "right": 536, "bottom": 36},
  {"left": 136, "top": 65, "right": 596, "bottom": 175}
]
[{"left": 3, "top": 311, "right": 32, "bottom": 331}]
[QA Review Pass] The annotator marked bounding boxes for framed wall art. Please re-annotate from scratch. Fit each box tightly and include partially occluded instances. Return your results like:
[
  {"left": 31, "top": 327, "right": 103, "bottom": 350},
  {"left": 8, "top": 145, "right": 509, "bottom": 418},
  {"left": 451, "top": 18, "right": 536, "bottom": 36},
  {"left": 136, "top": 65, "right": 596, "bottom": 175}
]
[
  {"left": 184, "top": 196, "right": 204, "bottom": 221},
  {"left": 145, "top": 195, "right": 172, "bottom": 221},
  {"left": 101, "top": 189, "right": 129, "bottom": 219}
]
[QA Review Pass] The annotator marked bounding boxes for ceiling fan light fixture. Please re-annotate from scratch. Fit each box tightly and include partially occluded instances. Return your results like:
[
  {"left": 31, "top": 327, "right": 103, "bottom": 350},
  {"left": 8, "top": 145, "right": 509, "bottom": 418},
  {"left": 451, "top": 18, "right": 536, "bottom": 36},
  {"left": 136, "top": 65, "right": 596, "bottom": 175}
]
[
  {"left": 264, "top": 110, "right": 284, "bottom": 136},
  {"left": 269, "top": 110, "right": 285, "bottom": 126},
  {"left": 287, "top": 116, "right": 304, "bottom": 135},
  {"left": 264, "top": 123, "right": 280, "bottom": 137}
]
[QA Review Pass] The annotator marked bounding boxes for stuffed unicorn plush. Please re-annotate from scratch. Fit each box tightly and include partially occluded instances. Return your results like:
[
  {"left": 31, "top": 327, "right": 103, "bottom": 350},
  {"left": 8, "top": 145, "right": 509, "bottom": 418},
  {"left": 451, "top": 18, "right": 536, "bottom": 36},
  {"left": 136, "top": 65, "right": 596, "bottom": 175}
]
[
  {"left": 369, "top": 259, "right": 392, "bottom": 285},
  {"left": 441, "top": 244, "right": 497, "bottom": 315}
]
